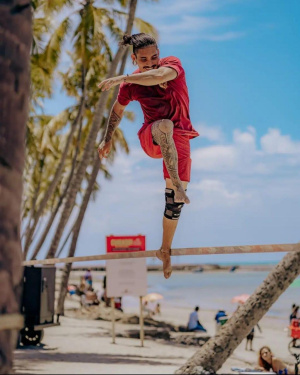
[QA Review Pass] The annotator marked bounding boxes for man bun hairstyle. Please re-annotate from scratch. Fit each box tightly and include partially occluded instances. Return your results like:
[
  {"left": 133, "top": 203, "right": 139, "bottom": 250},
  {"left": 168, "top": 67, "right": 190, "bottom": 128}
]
[{"left": 120, "top": 33, "right": 157, "bottom": 54}]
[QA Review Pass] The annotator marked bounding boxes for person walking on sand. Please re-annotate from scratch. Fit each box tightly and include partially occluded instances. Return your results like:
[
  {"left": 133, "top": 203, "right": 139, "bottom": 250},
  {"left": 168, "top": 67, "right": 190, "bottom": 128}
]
[{"left": 97, "top": 33, "right": 199, "bottom": 279}]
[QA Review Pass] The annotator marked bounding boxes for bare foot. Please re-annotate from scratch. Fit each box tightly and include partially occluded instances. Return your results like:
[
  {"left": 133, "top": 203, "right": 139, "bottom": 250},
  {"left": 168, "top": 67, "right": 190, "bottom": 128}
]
[
  {"left": 156, "top": 248, "right": 172, "bottom": 279},
  {"left": 174, "top": 186, "right": 190, "bottom": 204}
]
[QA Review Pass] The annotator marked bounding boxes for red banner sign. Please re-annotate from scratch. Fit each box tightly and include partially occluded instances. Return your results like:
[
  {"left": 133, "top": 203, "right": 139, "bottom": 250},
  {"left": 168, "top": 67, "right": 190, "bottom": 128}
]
[{"left": 106, "top": 235, "right": 146, "bottom": 253}]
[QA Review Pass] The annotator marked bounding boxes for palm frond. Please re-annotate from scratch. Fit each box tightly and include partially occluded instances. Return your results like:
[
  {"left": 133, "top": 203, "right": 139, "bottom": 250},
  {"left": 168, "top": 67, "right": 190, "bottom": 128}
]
[
  {"left": 43, "top": 17, "right": 72, "bottom": 69},
  {"left": 123, "top": 110, "right": 135, "bottom": 122},
  {"left": 133, "top": 17, "right": 158, "bottom": 39}
]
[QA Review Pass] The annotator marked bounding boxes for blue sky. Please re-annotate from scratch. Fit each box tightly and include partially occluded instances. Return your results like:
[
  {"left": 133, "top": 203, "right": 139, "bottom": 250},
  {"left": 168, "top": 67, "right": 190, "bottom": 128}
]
[{"left": 43, "top": 0, "right": 300, "bottom": 265}]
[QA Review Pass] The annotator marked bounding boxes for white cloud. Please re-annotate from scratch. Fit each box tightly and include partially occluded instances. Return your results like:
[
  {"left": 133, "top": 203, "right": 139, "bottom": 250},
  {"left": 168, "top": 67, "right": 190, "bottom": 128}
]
[
  {"left": 195, "top": 123, "right": 224, "bottom": 142},
  {"left": 233, "top": 126, "right": 256, "bottom": 150},
  {"left": 138, "top": 0, "right": 234, "bottom": 18},
  {"left": 157, "top": 16, "right": 242, "bottom": 45},
  {"left": 192, "top": 145, "right": 237, "bottom": 171},
  {"left": 192, "top": 126, "right": 300, "bottom": 175},
  {"left": 192, "top": 179, "right": 244, "bottom": 206},
  {"left": 159, "top": 15, "right": 235, "bottom": 34},
  {"left": 261, "top": 128, "right": 300, "bottom": 155},
  {"left": 136, "top": 0, "right": 246, "bottom": 45}
]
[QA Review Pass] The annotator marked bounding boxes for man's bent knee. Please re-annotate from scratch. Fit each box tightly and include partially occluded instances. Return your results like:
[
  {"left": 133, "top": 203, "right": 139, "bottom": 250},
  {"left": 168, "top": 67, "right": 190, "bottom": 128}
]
[
  {"left": 158, "top": 119, "right": 174, "bottom": 134},
  {"left": 164, "top": 188, "right": 184, "bottom": 220}
]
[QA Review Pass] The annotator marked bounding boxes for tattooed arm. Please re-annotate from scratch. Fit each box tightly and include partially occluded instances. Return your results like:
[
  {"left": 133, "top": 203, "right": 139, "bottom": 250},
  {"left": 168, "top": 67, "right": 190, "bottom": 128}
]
[
  {"left": 98, "top": 67, "right": 177, "bottom": 92},
  {"left": 97, "top": 100, "right": 126, "bottom": 159}
]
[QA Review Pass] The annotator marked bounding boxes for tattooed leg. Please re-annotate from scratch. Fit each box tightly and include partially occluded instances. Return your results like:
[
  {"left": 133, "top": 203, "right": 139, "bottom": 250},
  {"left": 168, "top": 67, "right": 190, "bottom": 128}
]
[{"left": 152, "top": 119, "right": 190, "bottom": 204}]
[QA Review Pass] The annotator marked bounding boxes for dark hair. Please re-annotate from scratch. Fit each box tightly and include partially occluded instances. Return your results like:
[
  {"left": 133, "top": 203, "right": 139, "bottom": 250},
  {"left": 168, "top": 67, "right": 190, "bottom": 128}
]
[
  {"left": 120, "top": 33, "right": 157, "bottom": 54},
  {"left": 195, "top": 306, "right": 199, "bottom": 311},
  {"left": 258, "top": 346, "right": 273, "bottom": 371}
]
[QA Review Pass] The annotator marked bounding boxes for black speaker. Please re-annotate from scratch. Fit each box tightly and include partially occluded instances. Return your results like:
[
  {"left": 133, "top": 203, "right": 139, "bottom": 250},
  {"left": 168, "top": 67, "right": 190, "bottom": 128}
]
[{"left": 22, "top": 266, "right": 56, "bottom": 327}]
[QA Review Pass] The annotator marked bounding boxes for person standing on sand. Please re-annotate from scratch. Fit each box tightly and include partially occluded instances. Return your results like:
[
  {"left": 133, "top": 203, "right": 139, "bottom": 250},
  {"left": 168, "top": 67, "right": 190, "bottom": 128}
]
[
  {"left": 97, "top": 33, "right": 199, "bottom": 279},
  {"left": 84, "top": 268, "right": 93, "bottom": 287},
  {"left": 245, "top": 327, "right": 255, "bottom": 351}
]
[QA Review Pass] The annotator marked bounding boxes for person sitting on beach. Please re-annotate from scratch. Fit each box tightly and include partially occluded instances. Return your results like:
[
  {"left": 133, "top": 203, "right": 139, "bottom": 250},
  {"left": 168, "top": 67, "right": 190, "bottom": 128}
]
[
  {"left": 77, "top": 276, "right": 87, "bottom": 296},
  {"left": 258, "top": 346, "right": 299, "bottom": 374},
  {"left": 81, "top": 286, "right": 100, "bottom": 307},
  {"left": 114, "top": 297, "right": 123, "bottom": 312},
  {"left": 187, "top": 306, "right": 207, "bottom": 332},
  {"left": 215, "top": 309, "right": 227, "bottom": 333}
]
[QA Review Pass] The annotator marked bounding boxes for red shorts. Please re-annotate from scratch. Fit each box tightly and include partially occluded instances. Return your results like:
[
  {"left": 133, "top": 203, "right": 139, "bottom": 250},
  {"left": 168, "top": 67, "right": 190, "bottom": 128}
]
[{"left": 138, "top": 124, "right": 192, "bottom": 182}]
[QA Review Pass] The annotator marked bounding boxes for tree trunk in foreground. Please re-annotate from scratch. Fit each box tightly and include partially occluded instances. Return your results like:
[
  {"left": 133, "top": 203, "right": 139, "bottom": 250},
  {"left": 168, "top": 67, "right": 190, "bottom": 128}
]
[
  {"left": 0, "top": 1, "right": 32, "bottom": 373},
  {"left": 175, "top": 243, "right": 300, "bottom": 374}
]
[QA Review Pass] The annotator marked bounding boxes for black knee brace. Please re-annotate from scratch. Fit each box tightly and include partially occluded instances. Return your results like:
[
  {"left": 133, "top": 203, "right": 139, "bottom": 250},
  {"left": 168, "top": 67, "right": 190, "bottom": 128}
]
[{"left": 164, "top": 188, "right": 185, "bottom": 220}]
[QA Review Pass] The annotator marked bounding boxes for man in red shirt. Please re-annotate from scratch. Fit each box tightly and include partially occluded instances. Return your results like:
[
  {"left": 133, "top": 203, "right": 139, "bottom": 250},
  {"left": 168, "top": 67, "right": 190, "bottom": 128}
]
[{"left": 98, "top": 33, "right": 199, "bottom": 279}]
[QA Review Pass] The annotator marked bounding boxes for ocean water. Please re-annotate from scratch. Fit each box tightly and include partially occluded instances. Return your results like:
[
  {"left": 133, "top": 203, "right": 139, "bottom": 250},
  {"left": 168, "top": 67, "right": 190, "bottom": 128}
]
[{"left": 121, "top": 271, "right": 300, "bottom": 321}]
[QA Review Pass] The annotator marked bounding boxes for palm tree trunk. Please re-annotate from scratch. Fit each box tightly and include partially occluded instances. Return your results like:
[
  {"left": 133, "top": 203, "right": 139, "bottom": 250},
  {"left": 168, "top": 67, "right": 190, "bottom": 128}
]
[
  {"left": 45, "top": 0, "right": 138, "bottom": 260},
  {"left": 56, "top": 156, "right": 101, "bottom": 315},
  {"left": 55, "top": 223, "right": 75, "bottom": 258},
  {"left": 23, "top": 96, "right": 85, "bottom": 257},
  {"left": 22, "top": 157, "right": 44, "bottom": 245},
  {"left": 175, "top": 243, "right": 300, "bottom": 374},
  {"left": 29, "top": 114, "right": 85, "bottom": 260},
  {"left": 0, "top": 2, "right": 31, "bottom": 373}
]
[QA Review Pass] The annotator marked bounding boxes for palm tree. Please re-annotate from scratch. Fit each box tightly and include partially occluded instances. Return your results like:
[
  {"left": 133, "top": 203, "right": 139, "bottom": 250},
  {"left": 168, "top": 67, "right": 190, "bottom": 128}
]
[
  {"left": 55, "top": 49, "right": 131, "bottom": 315},
  {"left": 23, "top": 0, "right": 156, "bottom": 259},
  {"left": 176, "top": 244, "right": 300, "bottom": 374},
  {"left": 23, "top": 96, "right": 86, "bottom": 257},
  {"left": 45, "top": 0, "right": 156, "bottom": 259},
  {"left": 0, "top": 2, "right": 32, "bottom": 373},
  {"left": 22, "top": 0, "right": 75, "bottom": 253}
]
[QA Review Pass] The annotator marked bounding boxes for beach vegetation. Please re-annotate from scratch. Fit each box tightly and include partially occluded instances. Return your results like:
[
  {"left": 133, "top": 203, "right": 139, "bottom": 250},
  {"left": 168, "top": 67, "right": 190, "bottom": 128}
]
[{"left": 21, "top": 0, "right": 157, "bottom": 314}]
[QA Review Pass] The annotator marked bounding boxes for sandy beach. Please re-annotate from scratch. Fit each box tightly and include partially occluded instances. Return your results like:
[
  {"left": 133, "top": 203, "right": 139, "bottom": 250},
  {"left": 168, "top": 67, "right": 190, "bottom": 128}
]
[{"left": 14, "top": 269, "right": 297, "bottom": 374}]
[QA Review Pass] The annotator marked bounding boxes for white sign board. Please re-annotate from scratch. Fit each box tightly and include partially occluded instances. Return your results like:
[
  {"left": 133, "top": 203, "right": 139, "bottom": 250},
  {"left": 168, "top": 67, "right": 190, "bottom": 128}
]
[{"left": 106, "top": 258, "right": 147, "bottom": 297}]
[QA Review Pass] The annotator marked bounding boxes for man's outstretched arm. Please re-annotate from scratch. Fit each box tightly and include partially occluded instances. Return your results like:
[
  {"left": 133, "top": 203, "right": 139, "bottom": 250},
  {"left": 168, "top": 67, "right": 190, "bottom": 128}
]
[
  {"left": 97, "top": 100, "right": 126, "bottom": 159},
  {"left": 98, "top": 67, "right": 177, "bottom": 92}
]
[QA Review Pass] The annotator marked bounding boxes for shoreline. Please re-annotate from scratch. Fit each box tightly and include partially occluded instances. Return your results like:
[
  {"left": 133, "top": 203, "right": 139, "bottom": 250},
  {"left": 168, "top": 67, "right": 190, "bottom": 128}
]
[{"left": 63, "top": 268, "right": 295, "bottom": 323}]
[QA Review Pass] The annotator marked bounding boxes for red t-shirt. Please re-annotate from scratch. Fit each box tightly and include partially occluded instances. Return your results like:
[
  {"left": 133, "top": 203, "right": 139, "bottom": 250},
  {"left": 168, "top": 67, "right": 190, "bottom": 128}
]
[{"left": 117, "top": 56, "right": 199, "bottom": 139}]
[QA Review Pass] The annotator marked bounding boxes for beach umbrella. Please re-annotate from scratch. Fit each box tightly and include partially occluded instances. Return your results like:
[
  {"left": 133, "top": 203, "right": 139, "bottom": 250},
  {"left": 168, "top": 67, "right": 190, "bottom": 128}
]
[
  {"left": 142, "top": 293, "right": 164, "bottom": 302},
  {"left": 231, "top": 293, "right": 250, "bottom": 304}
]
